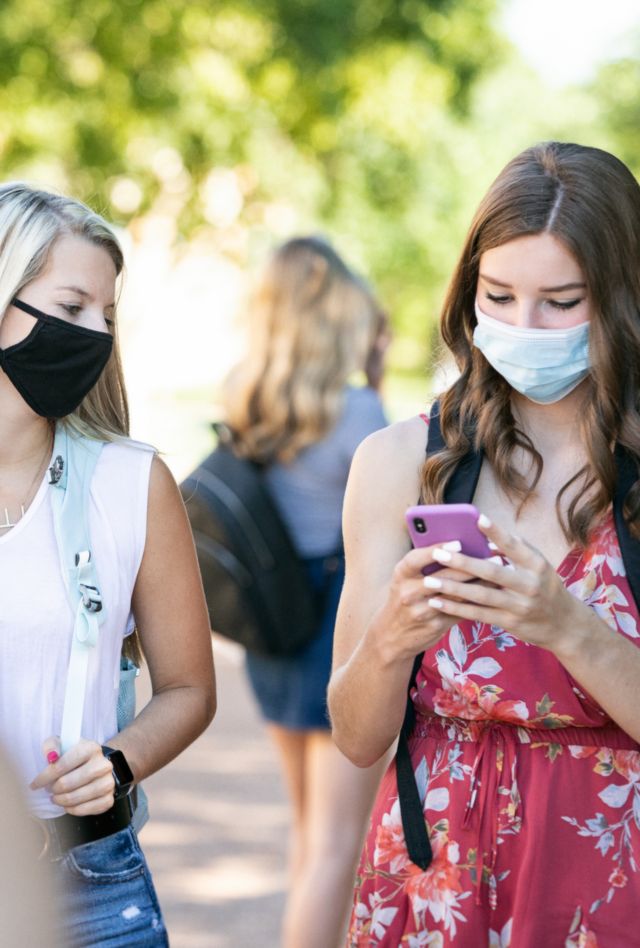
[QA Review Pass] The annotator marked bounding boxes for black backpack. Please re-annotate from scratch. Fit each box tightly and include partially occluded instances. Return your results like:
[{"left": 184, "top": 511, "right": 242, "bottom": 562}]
[
  {"left": 396, "top": 400, "right": 640, "bottom": 871},
  {"left": 180, "top": 427, "right": 320, "bottom": 657}
]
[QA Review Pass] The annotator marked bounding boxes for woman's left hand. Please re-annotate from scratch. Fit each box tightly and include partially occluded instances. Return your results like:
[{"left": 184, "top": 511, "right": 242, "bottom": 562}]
[
  {"left": 30, "top": 737, "right": 116, "bottom": 816},
  {"left": 423, "top": 515, "right": 586, "bottom": 653}
]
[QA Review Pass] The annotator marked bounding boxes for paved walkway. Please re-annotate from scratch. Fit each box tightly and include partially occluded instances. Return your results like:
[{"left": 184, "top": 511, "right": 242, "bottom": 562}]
[{"left": 138, "top": 640, "right": 288, "bottom": 948}]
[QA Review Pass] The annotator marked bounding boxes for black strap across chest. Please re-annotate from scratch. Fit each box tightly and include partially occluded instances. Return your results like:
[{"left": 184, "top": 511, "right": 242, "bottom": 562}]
[{"left": 396, "top": 400, "right": 640, "bottom": 870}]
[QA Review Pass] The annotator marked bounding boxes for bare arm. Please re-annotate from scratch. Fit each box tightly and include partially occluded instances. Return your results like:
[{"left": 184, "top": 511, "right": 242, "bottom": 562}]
[
  {"left": 554, "top": 610, "right": 640, "bottom": 741},
  {"left": 328, "top": 417, "right": 462, "bottom": 767},
  {"left": 115, "top": 454, "right": 216, "bottom": 779}
]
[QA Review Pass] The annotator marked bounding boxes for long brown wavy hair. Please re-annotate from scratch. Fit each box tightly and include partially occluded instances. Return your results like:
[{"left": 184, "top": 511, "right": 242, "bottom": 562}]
[
  {"left": 223, "top": 236, "right": 385, "bottom": 463},
  {"left": 421, "top": 141, "right": 640, "bottom": 544}
]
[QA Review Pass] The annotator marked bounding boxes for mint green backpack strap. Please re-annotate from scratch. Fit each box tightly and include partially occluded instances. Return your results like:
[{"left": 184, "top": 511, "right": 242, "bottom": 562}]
[
  {"left": 50, "top": 424, "right": 149, "bottom": 829},
  {"left": 119, "top": 655, "right": 149, "bottom": 831},
  {"left": 117, "top": 657, "right": 138, "bottom": 732},
  {"left": 49, "top": 424, "right": 106, "bottom": 754}
]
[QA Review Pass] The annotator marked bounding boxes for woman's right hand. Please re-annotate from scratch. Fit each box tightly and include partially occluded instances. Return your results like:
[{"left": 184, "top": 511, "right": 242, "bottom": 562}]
[
  {"left": 366, "top": 541, "right": 471, "bottom": 665},
  {"left": 30, "top": 738, "right": 116, "bottom": 816}
]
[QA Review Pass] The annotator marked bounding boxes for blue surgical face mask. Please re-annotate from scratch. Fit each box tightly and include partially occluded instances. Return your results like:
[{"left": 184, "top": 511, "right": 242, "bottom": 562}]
[{"left": 472, "top": 301, "right": 590, "bottom": 404}]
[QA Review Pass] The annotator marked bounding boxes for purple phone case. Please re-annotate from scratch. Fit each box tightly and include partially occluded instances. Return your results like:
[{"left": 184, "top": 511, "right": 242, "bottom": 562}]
[{"left": 405, "top": 503, "right": 492, "bottom": 574}]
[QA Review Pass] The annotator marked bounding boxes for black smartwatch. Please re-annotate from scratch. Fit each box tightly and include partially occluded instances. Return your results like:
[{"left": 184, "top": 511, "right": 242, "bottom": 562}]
[{"left": 102, "top": 746, "right": 135, "bottom": 799}]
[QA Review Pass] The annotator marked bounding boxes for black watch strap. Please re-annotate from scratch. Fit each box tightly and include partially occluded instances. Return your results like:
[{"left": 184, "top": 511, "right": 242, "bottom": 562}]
[{"left": 102, "top": 745, "right": 135, "bottom": 799}]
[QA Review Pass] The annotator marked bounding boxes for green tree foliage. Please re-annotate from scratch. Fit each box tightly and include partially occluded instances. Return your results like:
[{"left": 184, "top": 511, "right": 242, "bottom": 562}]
[
  {"left": 0, "top": 0, "right": 500, "bottom": 194},
  {"left": 589, "top": 55, "right": 640, "bottom": 177},
  {"left": 0, "top": 0, "right": 507, "bottom": 371}
]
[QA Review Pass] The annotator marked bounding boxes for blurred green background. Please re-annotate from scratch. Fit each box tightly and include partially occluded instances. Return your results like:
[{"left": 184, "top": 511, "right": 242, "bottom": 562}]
[{"left": 1, "top": 0, "right": 639, "bottom": 474}]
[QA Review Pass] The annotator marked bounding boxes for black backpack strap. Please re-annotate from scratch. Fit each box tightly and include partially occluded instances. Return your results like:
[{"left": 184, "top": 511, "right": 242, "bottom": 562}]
[
  {"left": 613, "top": 444, "right": 640, "bottom": 614},
  {"left": 396, "top": 653, "right": 432, "bottom": 869},
  {"left": 428, "top": 401, "right": 483, "bottom": 504},
  {"left": 397, "top": 401, "right": 482, "bottom": 869}
]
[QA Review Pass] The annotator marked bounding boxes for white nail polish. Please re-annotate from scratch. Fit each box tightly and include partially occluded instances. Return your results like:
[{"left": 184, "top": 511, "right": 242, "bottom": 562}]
[
  {"left": 478, "top": 514, "right": 492, "bottom": 528},
  {"left": 423, "top": 576, "right": 442, "bottom": 589},
  {"left": 488, "top": 541, "right": 499, "bottom": 551},
  {"left": 428, "top": 598, "right": 443, "bottom": 609},
  {"left": 432, "top": 548, "right": 452, "bottom": 563},
  {"left": 442, "top": 540, "right": 462, "bottom": 552},
  {"left": 488, "top": 555, "right": 503, "bottom": 565}
]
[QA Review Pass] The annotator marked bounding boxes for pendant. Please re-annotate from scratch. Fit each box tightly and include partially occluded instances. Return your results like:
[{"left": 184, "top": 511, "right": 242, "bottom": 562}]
[{"left": 0, "top": 505, "right": 25, "bottom": 530}]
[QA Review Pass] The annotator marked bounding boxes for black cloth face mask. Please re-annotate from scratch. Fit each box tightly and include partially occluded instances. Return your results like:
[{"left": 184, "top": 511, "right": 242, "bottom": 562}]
[{"left": 0, "top": 297, "right": 114, "bottom": 418}]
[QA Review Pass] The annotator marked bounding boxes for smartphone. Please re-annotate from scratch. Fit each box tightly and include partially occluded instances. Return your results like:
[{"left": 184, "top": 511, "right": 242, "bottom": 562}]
[{"left": 405, "top": 503, "right": 492, "bottom": 575}]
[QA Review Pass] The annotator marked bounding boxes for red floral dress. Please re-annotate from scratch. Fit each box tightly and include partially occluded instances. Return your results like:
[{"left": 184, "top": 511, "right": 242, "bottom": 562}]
[{"left": 348, "top": 512, "right": 640, "bottom": 947}]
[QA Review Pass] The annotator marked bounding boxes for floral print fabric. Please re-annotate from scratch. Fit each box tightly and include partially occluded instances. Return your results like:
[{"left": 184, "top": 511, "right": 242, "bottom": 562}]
[{"left": 348, "top": 513, "right": 640, "bottom": 947}]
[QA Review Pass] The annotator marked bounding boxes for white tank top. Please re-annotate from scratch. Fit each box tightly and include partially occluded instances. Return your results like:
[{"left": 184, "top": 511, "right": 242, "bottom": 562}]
[{"left": 0, "top": 440, "right": 153, "bottom": 818}]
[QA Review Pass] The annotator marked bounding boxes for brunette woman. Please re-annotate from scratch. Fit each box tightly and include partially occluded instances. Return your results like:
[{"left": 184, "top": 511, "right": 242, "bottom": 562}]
[{"left": 329, "top": 143, "right": 640, "bottom": 946}]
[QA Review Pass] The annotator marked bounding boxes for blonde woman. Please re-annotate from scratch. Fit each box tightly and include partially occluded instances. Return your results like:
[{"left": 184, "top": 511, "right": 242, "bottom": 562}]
[
  {"left": 222, "top": 236, "right": 390, "bottom": 947},
  {"left": 0, "top": 183, "right": 215, "bottom": 946}
]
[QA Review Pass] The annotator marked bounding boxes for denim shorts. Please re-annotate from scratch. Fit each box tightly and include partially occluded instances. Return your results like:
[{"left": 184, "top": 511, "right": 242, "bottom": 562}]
[
  {"left": 246, "top": 552, "right": 345, "bottom": 729},
  {"left": 56, "top": 825, "right": 168, "bottom": 947}
]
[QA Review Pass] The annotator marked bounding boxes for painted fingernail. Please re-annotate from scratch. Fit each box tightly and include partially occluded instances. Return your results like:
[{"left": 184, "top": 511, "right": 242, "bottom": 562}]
[
  {"left": 47, "top": 751, "right": 60, "bottom": 764},
  {"left": 478, "top": 514, "right": 491, "bottom": 528},
  {"left": 488, "top": 541, "right": 499, "bottom": 551},
  {"left": 423, "top": 576, "right": 442, "bottom": 589},
  {"left": 428, "top": 598, "right": 444, "bottom": 609},
  {"left": 442, "top": 540, "right": 462, "bottom": 552},
  {"left": 432, "top": 548, "right": 452, "bottom": 563},
  {"left": 488, "top": 556, "right": 503, "bottom": 565}
]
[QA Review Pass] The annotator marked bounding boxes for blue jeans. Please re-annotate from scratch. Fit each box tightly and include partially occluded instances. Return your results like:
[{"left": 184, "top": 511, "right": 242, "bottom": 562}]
[{"left": 57, "top": 826, "right": 168, "bottom": 947}]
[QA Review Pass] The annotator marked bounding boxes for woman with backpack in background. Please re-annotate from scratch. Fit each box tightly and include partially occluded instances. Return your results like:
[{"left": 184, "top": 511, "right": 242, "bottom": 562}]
[
  {"left": 0, "top": 183, "right": 216, "bottom": 946},
  {"left": 328, "top": 141, "right": 640, "bottom": 946},
  {"left": 220, "top": 236, "right": 390, "bottom": 948}
]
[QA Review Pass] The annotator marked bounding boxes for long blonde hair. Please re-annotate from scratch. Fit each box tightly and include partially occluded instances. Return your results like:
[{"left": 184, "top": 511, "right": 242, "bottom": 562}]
[
  {"left": 223, "top": 236, "right": 384, "bottom": 463},
  {"left": 0, "top": 182, "right": 129, "bottom": 439}
]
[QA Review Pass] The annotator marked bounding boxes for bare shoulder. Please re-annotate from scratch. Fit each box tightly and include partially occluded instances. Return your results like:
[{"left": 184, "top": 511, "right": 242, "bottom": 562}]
[
  {"left": 145, "top": 455, "right": 190, "bottom": 536},
  {"left": 147, "top": 453, "right": 188, "bottom": 506},
  {"left": 344, "top": 414, "right": 429, "bottom": 561},
  {"left": 135, "top": 455, "right": 206, "bottom": 606},
  {"left": 350, "top": 415, "right": 429, "bottom": 510},
  {"left": 148, "top": 454, "right": 178, "bottom": 496}
]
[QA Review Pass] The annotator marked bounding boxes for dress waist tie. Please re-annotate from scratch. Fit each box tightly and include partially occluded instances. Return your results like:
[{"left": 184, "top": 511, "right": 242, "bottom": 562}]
[{"left": 461, "top": 723, "right": 520, "bottom": 909}]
